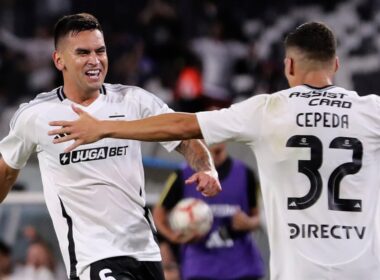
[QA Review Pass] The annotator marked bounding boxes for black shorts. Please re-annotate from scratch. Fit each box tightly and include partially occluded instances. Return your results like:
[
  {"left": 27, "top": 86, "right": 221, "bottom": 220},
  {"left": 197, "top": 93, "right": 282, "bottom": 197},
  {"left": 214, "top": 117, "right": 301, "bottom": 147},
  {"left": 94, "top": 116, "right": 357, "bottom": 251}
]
[{"left": 89, "top": 256, "right": 164, "bottom": 280}]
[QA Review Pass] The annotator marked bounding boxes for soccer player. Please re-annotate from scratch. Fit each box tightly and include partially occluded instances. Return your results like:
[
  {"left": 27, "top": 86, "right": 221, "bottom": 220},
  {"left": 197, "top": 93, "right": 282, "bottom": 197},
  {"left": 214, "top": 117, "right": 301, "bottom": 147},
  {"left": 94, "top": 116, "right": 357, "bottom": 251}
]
[
  {"left": 154, "top": 142, "right": 265, "bottom": 280},
  {"left": 0, "top": 13, "right": 221, "bottom": 280},
  {"left": 49, "top": 22, "right": 380, "bottom": 279}
]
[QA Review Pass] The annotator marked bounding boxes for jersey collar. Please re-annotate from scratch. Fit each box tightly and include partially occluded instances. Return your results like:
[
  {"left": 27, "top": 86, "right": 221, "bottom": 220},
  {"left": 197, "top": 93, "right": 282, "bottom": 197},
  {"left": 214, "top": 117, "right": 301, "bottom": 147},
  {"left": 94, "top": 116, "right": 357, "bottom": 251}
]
[
  {"left": 302, "top": 84, "right": 335, "bottom": 90},
  {"left": 56, "top": 85, "right": 107, "bottom": 102}
]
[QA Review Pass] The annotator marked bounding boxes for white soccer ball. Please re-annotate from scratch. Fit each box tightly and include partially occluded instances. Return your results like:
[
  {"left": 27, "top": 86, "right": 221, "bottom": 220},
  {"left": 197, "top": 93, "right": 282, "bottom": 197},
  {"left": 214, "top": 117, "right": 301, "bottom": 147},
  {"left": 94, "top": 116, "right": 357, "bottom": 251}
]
[{"left": 169, "top": 198, "right": 213, "bottom": 237}]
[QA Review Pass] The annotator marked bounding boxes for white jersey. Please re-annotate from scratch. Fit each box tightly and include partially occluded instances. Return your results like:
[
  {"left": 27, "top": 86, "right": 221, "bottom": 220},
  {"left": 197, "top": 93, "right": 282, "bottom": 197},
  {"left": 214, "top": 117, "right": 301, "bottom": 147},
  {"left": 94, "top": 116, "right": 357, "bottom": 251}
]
[
  {"left": 0, "top": 84, "right": 180, "bottom": 279},
  {"left": 197, "top": 84, "right": 380, "bottom": 280}
]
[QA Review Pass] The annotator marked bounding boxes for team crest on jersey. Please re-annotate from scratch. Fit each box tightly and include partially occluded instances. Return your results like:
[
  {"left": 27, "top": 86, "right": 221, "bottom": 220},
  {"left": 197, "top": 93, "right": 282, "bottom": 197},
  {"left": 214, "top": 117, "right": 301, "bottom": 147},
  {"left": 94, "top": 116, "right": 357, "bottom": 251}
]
[{"left": 59, "top": 146, "right": 128, "bottom": 165}]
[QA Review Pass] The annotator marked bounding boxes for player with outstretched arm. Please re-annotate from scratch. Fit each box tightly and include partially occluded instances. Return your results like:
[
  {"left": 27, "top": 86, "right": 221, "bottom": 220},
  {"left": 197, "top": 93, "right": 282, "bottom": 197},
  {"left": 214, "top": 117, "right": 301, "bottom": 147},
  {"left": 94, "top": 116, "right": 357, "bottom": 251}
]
[{"left": 49, "top": 22, "right": 380, "bottom": 280}]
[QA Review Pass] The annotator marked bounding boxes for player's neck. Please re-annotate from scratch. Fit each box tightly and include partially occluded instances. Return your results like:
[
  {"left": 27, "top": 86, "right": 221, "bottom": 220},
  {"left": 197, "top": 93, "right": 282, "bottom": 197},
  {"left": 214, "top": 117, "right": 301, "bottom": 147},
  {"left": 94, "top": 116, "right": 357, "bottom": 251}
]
[
  {"left": 298, "top": 71, "right": 334, "bottom": 88},
  {"left": 62, "top": 85, "right": 100, "bottom": 106}
]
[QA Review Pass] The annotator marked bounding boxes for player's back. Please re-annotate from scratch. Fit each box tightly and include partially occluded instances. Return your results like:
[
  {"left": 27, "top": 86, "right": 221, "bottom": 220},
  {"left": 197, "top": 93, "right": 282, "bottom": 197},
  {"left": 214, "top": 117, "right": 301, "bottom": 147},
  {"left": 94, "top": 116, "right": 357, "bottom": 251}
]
[{"left": 254, "top": 85, "right": 380, "bottom": 280}]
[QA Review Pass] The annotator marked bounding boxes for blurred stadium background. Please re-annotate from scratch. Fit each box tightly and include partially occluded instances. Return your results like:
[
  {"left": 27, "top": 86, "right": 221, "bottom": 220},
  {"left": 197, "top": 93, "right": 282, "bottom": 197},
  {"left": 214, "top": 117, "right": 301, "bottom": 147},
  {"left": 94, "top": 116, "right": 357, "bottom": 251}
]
[{"left": 1, "top": 0, "right": 380, "bottom": 279}]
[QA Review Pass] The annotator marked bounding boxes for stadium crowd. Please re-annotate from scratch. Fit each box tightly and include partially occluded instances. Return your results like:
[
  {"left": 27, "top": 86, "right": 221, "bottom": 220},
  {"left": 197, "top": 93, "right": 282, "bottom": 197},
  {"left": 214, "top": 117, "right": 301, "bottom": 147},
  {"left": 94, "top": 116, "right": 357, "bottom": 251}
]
[{"left": 1, "top": 0, "right": 379, "bottom": 137}]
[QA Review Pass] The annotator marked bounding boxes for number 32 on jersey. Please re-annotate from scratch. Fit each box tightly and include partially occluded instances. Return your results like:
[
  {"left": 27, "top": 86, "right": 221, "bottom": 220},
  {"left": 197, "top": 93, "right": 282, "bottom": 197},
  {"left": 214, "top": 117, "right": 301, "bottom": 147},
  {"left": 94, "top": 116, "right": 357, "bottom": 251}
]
[{"left": 286, "top": 135, "right": 363, "bottom": 212}]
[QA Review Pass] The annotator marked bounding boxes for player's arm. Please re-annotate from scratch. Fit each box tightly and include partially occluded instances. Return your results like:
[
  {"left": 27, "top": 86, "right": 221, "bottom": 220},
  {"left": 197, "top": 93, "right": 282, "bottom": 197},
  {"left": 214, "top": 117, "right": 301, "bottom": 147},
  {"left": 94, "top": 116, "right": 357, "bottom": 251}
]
[
  {"left": 153, "top": 172, "right": 200, "bottom": 244},
  {"left": 49, "top": 105, "right": 202, "bottom": 152},
  {"left": 153, "top": 205, "right": 203, "bottom": 244},
  {"left": 0, "top": 155, "right": 20, "bottom": 203},
  {"left": 231, "top": 168, "right": 260, "bottom": 231},
  {"left": 153, "top": 204, "right": 187, "bottom": 244},
  {"left": 231, "top": 207, "right": 260, "bottom": 232},
  {"left": 175, "top": 140, "right": 221, "bottom": 197},
  {"left": 153, "top": 172, "right": 183, "bottom": 243}
]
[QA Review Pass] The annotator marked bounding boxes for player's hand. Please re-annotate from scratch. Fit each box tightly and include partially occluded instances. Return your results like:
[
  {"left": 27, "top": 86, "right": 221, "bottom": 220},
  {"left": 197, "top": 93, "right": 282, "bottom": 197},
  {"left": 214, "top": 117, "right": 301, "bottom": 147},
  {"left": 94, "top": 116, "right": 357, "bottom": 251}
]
[
  {"left": 48, "top": 105, "right": 103, "bottom": 152},
  {"left": 185, "top": 170, "right": 221, "bottom": 197}
]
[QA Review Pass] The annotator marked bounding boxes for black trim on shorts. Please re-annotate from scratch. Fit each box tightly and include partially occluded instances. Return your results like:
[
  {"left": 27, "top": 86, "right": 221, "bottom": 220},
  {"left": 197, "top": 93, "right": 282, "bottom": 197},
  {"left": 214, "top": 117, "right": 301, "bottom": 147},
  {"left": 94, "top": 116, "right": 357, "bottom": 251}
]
[{"left": 59, "top": 197, "right": 79, "bottom": 280}]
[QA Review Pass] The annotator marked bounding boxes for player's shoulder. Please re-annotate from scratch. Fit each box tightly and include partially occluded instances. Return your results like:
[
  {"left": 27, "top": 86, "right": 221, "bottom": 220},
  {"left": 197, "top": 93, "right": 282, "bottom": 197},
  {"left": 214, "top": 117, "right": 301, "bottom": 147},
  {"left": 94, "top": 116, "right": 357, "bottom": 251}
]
[
  {"left": 234, "top": 93, "right": 272, "bottom": 107},
  {"left": 330, "top": 86, "right": 380, "bottom": 108},
  {"left": 104, "top": 83, "right": 158, "bottom": 100},
  {"left": 104, "top": 83, "right": 151, "bottom": 97},
  {"left": 104, "top": 83, "right": 166, "bottom": 107},
  {"left": 10, "top": 87, "right": 62, "bottom": 129}
]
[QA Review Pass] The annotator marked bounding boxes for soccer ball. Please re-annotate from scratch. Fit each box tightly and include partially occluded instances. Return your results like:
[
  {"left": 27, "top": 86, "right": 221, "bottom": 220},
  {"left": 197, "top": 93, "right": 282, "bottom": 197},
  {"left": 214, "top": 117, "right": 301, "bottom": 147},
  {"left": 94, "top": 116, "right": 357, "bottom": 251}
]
[{"left": 169, "top": 198, "right": 213, "bottom": 237}]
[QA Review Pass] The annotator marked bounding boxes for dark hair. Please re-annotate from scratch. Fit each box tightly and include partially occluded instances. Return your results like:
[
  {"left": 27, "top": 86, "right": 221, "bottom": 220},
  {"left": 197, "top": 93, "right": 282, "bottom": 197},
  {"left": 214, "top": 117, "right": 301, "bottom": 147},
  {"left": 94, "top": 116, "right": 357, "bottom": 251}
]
[
  {"left": 285, "top": 22, "right": 336, "bottom": 62},
  {"left": 54, "top": 13, "right": 102, "bottom": 49}
]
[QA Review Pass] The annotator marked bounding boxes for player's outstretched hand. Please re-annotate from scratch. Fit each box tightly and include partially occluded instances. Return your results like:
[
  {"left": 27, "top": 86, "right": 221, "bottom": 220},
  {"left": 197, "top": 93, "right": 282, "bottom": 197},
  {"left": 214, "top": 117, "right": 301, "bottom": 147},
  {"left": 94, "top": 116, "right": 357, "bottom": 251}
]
[
  {"left": 185, "top": 170, "right": 221, "bottom": 197},
  {"left": 48, "top": 104, "right": 103, "bottom": 152}
]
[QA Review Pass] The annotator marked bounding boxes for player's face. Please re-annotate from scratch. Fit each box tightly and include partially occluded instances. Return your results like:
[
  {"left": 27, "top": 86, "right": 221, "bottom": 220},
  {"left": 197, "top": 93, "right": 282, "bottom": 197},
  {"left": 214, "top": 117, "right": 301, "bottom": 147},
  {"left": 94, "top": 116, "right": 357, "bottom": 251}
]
[{"left": 54, "top": 29, "right": 108, "bottom": 95}]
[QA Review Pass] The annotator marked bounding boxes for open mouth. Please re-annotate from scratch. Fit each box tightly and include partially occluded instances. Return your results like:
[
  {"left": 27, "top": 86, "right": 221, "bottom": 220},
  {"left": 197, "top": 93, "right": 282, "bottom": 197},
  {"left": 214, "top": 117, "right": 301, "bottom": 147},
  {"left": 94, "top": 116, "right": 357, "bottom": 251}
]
[{"left": 85, "top": 69, "right": 101, "bottom": 80}]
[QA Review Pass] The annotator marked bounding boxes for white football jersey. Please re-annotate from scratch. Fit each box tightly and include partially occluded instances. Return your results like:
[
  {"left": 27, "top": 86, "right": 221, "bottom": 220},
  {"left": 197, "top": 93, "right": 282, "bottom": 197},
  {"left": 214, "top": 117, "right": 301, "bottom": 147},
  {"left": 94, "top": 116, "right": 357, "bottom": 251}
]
[
  {"left": 0, "top": 84, "right": 180, "bottom": 279},
  {"left": 197, "top": 84, "right": 380, "bottom": 280}
]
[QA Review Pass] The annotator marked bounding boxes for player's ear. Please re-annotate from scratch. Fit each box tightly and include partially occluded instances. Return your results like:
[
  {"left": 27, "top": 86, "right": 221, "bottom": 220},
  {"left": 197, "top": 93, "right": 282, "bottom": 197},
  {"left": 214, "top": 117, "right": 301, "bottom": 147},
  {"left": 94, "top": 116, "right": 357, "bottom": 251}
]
[
  {"left": 334, "top": 56, "right": 339, "bottom": 73},
  {"left": 53, "top": 50, "right": 64, "bottom": 71},
  {"left": 284, "top": 57, "right": 294, "bottom": 77},
  {"left": 289, "top": 57, "right": 295, "bottom": 76}
]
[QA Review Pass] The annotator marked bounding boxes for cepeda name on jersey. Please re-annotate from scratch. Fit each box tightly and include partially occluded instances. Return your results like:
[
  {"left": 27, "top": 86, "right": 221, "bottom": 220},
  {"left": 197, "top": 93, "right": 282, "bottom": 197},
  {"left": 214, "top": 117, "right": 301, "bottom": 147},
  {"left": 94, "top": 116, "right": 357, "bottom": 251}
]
[
  {"left": 296, "top": 112, "right": 349, "bottom": 128},
  {"left": 59, "top": 145, "right": 128, "bottom": 165},
  {"left": 288, "top": 223, "right": 366, "bottom": 240}
]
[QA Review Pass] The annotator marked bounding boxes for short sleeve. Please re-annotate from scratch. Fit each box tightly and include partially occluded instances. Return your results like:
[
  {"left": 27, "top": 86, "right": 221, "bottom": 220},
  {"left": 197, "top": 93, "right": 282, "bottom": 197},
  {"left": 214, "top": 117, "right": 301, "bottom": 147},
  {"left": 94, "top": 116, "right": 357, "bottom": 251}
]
[
  {"left": 0, "top": 106, "right": 37, "bottom": 169},
  {"left": 196, "top": 94, "right": 269, "bottom": 146},
  {"left": 136, "top": 88, "right": 181, "bottom": 152}
]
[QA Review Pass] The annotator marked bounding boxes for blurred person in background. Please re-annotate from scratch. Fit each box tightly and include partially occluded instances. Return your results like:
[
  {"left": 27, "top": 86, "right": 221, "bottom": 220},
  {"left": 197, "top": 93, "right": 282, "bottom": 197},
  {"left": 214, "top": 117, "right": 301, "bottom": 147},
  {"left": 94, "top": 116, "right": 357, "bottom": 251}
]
[
  {"left": 9, "top": 226, "right": 67, "bottom": 280},
  {"left": 11, "top": 240, "right": 58, "bottom": 280},
  {"left": 173, "top": 54, "right": 204, "bottom": 113},
  {"left": 158, "top": 241, "right": 180, "bottom": 280},
  {"left": 0, "top": 24, "right": 55, "bottom": 94},
  {"left": 26, "top": 241, "right": 55, "bottom": 273},
  {"left": 153, "top": 140, "right": 265, "bottom": 280},
  {"left": 0, "top": 13, "right": 221, "bottom": 280},
  {"left": 0, "top": 240, "right": 13, "bottom": 279},
  {"left": 190, "top": 19, "right": 249, "bottom": 103}
]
